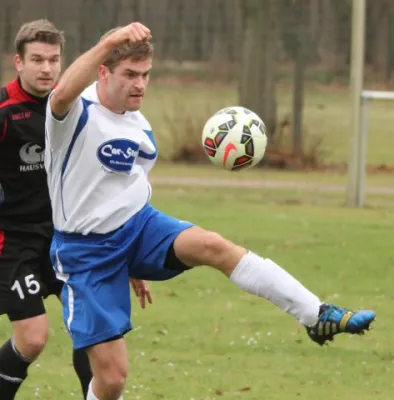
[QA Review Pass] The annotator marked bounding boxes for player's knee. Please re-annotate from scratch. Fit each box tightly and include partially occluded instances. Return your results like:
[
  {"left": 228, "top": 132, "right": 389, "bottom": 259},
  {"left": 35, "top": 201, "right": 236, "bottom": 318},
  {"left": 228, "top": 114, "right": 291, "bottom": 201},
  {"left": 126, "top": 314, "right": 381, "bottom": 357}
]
[
  {"left": 24, "top": 334, "right": 48, "bottom": 356},
  {"left": 90, "top": 342, "right": 128, "bottom": 397},
  {"left": 96, "top": 361, "right": 128, "bottom": 397},
  {"left": 102, "top": 371, "right": 127, "bottom": 395},
  {"left": 15, "top": 323, "right": 49, "bottom": 357},
  {"left": 197, "top": 231, "right": 246, "bottom": 274},
  {"left": 200, "top": 231, "right": 230, "bottom": 262}
]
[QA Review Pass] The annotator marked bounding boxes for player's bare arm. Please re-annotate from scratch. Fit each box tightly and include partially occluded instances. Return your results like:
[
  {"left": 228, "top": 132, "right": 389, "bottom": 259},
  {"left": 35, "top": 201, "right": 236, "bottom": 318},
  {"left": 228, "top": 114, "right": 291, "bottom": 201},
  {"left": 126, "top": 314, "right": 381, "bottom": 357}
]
[{"left": 50, "top": 22, "right": 152, "bottom": 117}]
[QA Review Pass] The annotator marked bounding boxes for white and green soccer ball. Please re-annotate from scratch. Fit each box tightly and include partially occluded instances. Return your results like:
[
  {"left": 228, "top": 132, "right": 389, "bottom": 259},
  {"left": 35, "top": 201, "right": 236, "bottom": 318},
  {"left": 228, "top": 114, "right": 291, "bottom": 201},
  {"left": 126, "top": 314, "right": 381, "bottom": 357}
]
[{"left": 202, "top": 106, "right": 268, "bottom": 171}]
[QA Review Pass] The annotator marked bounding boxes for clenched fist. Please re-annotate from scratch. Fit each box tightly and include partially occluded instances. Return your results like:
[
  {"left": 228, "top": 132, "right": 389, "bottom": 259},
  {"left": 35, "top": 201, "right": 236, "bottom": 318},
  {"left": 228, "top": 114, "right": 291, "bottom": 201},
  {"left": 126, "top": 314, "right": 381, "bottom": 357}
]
[{"left": 106, "top": 22, "right": 152, "bottom": 47}]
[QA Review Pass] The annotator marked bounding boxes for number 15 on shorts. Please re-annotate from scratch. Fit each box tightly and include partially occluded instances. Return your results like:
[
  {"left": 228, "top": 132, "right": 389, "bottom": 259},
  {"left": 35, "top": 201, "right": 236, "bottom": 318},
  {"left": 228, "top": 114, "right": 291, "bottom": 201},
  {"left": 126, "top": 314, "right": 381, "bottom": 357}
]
[{"left": 11, "top": 274, "right": 41, "bottom": 299}]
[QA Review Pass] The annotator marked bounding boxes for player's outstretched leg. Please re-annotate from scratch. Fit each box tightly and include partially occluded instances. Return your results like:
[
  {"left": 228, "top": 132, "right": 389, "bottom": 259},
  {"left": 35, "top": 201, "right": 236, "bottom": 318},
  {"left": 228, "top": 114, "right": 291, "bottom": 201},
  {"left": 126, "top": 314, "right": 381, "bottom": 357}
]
[{"left": 173, "top": 226, "right": 376, "bottom": 345}]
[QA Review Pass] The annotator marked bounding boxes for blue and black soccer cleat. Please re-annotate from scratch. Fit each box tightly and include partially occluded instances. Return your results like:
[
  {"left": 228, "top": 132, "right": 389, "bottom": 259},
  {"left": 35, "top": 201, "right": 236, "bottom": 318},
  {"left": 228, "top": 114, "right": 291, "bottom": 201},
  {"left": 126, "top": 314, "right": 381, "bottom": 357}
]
[{"left": 306, "top": 303, "right": 376, "bottom": 346}]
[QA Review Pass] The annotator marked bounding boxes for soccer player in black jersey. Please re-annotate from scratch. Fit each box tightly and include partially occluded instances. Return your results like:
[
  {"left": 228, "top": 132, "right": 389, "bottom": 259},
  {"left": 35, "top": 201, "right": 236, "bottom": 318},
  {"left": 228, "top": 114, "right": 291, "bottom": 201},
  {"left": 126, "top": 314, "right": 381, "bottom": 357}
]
[{"left": 0, "top": 19, "right": 93, "bottom": 399}]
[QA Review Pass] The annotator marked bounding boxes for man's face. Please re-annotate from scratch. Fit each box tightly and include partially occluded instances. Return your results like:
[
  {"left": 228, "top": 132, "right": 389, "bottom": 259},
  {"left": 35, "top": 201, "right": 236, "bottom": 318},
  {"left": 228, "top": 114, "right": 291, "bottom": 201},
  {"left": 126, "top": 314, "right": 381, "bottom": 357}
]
[
  {"left": 14, "top": 42, "right": 62, "bottom": 97},
  {"left": 99, "top": 57, "right": 152, "bottom": 113}
]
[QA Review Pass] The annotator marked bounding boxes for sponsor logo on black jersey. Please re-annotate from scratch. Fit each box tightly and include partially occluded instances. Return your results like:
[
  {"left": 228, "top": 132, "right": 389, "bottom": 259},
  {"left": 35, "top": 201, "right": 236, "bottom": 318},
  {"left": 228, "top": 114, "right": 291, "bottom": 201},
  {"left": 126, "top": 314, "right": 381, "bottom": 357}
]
[{"left": 19, "top": 142, "right": 45, "bottom": 172}]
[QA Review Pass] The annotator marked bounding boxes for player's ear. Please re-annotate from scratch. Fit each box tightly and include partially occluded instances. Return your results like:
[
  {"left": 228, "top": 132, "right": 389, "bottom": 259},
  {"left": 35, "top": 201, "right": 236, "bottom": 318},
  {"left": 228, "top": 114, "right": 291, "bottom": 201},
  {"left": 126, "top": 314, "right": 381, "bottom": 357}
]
[
  {"left": 14, "top": 54, "right": 23, "bottom": 73},
  {"left": 98, "top": 65, "right": 110, "bottom": 82}
]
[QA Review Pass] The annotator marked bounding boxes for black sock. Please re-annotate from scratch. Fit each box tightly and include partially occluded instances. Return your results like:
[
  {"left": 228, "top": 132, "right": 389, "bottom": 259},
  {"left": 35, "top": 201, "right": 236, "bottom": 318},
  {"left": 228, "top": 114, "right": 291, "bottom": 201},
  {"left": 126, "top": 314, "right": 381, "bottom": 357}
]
[
  {"left": 0, "top": 338, "right": 33, "bottom": 400},
  {"left": 72, "top": 348, "right": 92, "bottom": 399}
]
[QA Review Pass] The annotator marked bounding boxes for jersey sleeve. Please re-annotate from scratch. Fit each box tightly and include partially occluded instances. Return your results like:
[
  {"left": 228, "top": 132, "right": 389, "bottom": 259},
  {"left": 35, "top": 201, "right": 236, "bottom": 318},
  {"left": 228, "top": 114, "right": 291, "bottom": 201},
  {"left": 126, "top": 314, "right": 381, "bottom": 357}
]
[
  {"left": 136, "top": 114, "right": 157, "bottom": 176},
  {"left": 45, "top": 91, "right": 86, "bottom": 150}
]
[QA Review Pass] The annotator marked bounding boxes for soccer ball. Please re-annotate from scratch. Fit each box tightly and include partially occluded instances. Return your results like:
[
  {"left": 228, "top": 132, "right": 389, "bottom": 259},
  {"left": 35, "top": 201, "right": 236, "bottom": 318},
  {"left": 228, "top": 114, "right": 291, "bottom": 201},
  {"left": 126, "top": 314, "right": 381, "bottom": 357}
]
[{"left": 202, "top": 106, "right": 267, "bottom": 171}]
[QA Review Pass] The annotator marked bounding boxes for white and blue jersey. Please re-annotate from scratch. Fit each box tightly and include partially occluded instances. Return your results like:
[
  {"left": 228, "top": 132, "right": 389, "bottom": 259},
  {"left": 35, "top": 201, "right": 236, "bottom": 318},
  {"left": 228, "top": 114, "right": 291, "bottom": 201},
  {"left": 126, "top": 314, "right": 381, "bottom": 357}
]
[
  {"left": 45, "top": 83, "right": 193, "bottom": 349},
  {"left": 45, "top": 82, "right": 157, "bottom": 235}
]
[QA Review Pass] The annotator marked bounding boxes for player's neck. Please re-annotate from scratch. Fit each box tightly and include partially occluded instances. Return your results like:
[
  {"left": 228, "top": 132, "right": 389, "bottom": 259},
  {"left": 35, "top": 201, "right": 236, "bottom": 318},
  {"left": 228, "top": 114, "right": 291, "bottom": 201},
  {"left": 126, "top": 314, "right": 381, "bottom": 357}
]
[
  {"left": 96, "top": 82, "right": 126, "bottom": 115},
  {"left": 17, "top": 77, "right": 50, "bottom": 100}
]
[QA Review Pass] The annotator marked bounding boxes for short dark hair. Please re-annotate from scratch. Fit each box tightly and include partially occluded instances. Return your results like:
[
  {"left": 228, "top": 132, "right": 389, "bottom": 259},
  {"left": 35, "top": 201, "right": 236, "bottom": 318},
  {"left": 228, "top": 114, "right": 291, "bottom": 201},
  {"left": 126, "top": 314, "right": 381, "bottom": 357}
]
[{"left": 15, "top": 19, "right": 65, "bottom": 56}]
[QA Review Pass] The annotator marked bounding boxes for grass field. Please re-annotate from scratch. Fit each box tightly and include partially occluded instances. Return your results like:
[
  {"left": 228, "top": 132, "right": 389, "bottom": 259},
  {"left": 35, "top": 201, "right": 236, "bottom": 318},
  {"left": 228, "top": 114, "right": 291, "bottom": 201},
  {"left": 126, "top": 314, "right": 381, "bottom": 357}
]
[{"left": 2, "top": 182, "right": 393, "bottom": 400}]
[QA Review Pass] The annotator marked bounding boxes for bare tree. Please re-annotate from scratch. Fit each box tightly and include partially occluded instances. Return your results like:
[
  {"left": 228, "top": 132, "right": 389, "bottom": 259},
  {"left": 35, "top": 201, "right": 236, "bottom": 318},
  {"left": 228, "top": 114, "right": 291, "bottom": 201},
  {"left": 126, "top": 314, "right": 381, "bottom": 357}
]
[
  {"left": 239, "top": 0, "right": 279, "bottom": 136},
  {"left": 308, "top": 0, "right": 320, "bottom": 63},
  {"left": 369, "top": 0, "right": 393, "bottom": 82},
  {"left": 318, "top": 0, "right": 337, "bottom": 73},
  {"left": 0, "top": 0, "right": 19, "bottom": 83},
  {"left": 291, "top": 0, "right": 309, "bottom": 153}
]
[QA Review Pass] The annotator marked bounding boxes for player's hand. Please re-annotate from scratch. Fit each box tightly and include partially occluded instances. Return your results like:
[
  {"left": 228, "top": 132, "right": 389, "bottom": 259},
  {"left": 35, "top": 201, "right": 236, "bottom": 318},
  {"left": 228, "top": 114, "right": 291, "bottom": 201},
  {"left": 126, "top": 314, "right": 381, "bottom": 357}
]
[
  {"left": 106, "top": 23, "right": 152, "bottom": 47},
  {"left": 130, "top": 279, "right": 153, "bottom": 309}
]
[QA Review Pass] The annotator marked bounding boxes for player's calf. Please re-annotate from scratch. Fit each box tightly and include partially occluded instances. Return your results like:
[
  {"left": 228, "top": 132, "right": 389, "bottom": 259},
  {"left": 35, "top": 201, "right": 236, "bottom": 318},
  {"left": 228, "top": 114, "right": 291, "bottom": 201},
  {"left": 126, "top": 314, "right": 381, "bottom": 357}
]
[
  {"left": 0, "top": 314, "right": 49, "bottom": 400},
  {"left": 73, "top": 348, "right": 92, "bottom": 399},
  {"left": 0, "top": 338, "right": 35, "bottom": 399},
  {"left": 0, "top": 298, "right": 49, "bottom": 399},
  {"left": 175, "top": 230, "right": 322, "bottom": 325}
]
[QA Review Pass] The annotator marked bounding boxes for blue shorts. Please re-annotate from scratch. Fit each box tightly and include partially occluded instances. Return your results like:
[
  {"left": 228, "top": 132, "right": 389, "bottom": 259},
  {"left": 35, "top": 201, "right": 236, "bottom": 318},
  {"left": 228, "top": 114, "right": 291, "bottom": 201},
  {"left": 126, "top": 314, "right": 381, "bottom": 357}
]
[{"left": 51, "top": 204, "right": 193, "bottom": 349}]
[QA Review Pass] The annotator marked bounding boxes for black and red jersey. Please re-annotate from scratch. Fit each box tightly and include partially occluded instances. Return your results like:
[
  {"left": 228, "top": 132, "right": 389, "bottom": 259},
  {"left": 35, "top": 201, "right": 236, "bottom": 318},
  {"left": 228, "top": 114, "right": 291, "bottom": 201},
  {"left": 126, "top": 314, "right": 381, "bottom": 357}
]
[{"left": 0, "top": 78, "right": 52, "bottom": 226}]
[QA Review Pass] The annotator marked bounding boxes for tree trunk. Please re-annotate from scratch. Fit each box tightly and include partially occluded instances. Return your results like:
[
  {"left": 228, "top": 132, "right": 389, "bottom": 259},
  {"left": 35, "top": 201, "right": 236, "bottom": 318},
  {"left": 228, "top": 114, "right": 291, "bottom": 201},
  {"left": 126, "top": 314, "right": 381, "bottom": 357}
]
[
  {"left": 308, "top": 0, "right": 320, "bottom": 63},
  {"left": 239, "top": 0, "right": 278, "bottom": 136},
  {"left": 370, "top": 0, "right": 391, "bottom": 82},
  {"left": 232, "top": 0, "right": 244, "bottom": 63},
  {"left": 58, "top": 0, "right": 83, "bottom": 67},
  {"left": 147, "top": 0, "right": 171, "bottom": 59},
  {"left": 200, "top": 0, "right": 214, "bottom": 61},
  {"left": 318, "top": 0, "right": 337, "bottom": 71},
  {"left": 292, "top": 0, "right": 309, "bottom": 154}
]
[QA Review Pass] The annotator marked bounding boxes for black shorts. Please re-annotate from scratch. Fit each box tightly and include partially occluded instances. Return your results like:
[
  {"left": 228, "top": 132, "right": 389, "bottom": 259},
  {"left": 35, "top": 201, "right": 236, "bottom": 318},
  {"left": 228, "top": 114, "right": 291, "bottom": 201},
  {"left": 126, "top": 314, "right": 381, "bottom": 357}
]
[{"left": 0, "top": 221, "right": 63, "bottom": 321}]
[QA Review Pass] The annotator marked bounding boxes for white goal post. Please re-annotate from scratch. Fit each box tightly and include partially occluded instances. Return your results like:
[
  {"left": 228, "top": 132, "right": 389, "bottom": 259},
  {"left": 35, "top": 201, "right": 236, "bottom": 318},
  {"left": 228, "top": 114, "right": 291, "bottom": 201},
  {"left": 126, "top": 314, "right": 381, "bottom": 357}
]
[
  {"left": 352, "top": 90, "right": 394, "bottom": 207},
  {"left": 347, "top": 0, "right": 391, "bottom": 208},
  {"left": 348, "top": 0, "right": 394, "bottom": 207}
]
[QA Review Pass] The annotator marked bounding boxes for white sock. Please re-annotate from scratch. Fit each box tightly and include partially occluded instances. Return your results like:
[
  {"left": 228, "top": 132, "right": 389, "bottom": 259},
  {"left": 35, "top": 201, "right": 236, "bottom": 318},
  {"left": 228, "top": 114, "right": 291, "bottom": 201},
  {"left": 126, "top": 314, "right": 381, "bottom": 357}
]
[
  {"left": 87, "top": 380, "right": 99, "bottom": 400},
  {"left": 230, "top": 252, "right": 322, "bottom": 326},
  {"left": 87, "top": 380, "right": 124, "bottom": 400}
]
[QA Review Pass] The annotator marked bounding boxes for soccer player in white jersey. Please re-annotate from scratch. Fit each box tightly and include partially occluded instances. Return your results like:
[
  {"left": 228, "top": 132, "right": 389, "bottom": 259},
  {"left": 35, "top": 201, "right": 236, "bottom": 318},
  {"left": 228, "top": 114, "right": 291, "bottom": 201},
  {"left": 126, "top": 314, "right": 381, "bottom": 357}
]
[{"left": 44, "top": 22, "right": 376, "bottom": 400}]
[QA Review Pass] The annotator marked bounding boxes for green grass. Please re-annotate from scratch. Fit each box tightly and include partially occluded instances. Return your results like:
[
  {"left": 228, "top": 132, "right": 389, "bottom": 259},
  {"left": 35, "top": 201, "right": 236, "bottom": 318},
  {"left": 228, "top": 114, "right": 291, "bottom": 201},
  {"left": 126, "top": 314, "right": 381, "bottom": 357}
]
[
  {"left": 142, "top": 83, "right": 394, "bottom": 166},
  {"left": 3, "top": 185, "right": 394, "bottom": 399}
]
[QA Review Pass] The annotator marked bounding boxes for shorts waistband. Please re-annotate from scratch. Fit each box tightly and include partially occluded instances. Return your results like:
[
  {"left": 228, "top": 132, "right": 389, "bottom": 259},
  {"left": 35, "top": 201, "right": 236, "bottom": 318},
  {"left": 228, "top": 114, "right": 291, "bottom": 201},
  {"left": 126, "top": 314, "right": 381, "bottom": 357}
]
[{"left": 54, "top": 226, "right": 123, "bottom": 241}]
